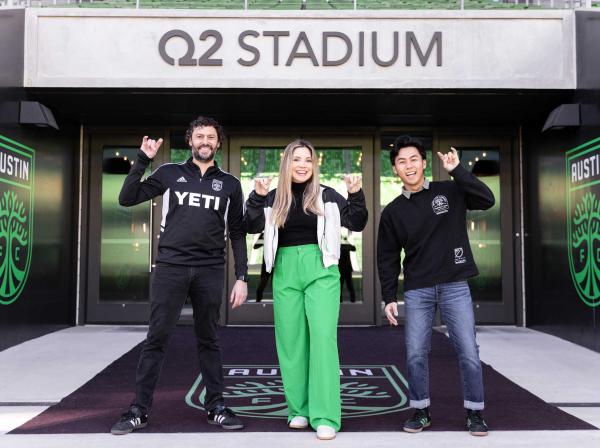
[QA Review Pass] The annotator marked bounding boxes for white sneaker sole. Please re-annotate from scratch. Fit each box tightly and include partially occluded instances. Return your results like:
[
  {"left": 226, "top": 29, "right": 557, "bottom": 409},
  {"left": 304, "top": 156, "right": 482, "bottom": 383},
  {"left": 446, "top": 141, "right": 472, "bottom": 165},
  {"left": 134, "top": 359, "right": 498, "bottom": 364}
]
[{"left": 317, "top": 433, "right": 336, "bottom": 440}]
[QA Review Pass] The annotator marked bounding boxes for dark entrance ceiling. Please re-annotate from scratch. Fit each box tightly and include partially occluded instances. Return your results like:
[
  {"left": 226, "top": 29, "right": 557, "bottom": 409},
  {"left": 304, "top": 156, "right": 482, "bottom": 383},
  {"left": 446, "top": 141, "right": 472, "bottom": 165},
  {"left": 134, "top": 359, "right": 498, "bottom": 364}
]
[{"left": 26, "top": 88, "right": 572, "bottom": 129}]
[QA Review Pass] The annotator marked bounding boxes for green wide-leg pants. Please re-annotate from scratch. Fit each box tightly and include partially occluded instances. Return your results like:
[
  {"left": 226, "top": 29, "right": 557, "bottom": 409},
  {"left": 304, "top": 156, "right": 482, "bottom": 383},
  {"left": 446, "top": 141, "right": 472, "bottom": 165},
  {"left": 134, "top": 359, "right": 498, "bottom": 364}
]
[{"left": 272, "top": 244, "right": 341, "bottom": 431}]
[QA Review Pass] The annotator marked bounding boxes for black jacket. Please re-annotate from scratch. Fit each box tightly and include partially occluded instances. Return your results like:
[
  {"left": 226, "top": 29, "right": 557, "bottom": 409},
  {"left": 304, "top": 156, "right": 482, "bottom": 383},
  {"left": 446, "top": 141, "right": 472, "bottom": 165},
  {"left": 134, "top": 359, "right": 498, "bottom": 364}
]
[
  {"left": 119, "top": 150, "right": 247, "bottom": 277},
  {"left": 377, "top": 164, "right": 495, "bottom": 302}
]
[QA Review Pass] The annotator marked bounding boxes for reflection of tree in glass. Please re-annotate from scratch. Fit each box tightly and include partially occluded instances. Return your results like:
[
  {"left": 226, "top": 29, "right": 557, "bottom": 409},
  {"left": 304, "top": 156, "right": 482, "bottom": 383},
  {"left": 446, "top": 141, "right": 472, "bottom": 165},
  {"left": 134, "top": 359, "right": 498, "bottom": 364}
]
[
  {"left": 241, "top": 148, "right": 362, "bottom": 181},
  {"left": 241, "top": 149, "right": 282, "bottom": 177},
  {"left": 572, "top": 192, "right": 600, "bottom": 300},
  {"left": 0, "top": 191, "right": 28, "bottom": 298}
]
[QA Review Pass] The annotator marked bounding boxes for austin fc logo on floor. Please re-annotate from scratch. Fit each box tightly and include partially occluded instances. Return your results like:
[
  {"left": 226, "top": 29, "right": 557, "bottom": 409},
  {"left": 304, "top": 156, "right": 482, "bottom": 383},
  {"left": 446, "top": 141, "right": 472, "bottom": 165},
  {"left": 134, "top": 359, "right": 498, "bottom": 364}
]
[{"left": 185, "top": 365, "right": 409, "bottom": 418}]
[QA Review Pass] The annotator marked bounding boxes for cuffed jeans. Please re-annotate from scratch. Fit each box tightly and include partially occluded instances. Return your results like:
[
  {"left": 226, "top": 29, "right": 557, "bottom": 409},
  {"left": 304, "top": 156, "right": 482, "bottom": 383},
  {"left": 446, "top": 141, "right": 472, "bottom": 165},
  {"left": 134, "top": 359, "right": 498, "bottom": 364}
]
[
  {"left": 133, "top": 264, "right": 225, "bottom": 413},
  {"left": 404, "top": 280, "right": 485, "bottom": 411}
]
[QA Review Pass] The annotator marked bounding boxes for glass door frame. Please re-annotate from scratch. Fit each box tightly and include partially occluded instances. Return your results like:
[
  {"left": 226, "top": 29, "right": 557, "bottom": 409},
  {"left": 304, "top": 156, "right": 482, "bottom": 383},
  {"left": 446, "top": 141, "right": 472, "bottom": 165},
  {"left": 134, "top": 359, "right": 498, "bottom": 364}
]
[
  {"left": 227, "top": 134, "right": 375, "bottom": 325},
  {"left": 86, "top": 130, "right": 166, "bottom": 323},
  {"left": 374, "top": 129, "right": 517, "bottom": 325},
  {"left": 164, "top": 129, "right": 230, "bottom": 326},
  {"left": 437, "top": 133, "right": 516, "bottom": 324},
  {"left": 83, "top": 128, "right": 516, "bottom": 325}
]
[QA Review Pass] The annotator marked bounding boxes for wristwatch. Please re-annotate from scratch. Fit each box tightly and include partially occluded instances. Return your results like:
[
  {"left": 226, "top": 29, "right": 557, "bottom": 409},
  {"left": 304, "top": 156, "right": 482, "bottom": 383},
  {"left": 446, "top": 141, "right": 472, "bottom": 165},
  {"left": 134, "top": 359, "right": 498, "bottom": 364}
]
[{"left": 237, "top": 274, "right": 248, "bottom": 282}]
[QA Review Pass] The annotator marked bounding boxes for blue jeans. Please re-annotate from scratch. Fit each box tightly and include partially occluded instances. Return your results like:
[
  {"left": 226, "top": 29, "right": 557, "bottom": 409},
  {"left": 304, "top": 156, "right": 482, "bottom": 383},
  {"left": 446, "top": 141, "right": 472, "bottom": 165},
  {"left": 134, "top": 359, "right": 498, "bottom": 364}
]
[{"left": 404, "top": 281, "right": 484, "bottom": 411}]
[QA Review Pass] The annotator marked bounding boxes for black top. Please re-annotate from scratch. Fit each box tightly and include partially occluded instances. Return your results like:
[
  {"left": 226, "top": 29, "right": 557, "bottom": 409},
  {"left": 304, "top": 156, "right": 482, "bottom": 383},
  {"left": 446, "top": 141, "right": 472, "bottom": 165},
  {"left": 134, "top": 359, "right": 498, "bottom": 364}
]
[
  {"left": 377, "top": 164, "right": 495, "bottom": 303},
  {"left": 278, "top": 181, "right": 319, "bottom": 247},
  {"left": 119, "top": 150, "right": 247, "bottom": 277}
]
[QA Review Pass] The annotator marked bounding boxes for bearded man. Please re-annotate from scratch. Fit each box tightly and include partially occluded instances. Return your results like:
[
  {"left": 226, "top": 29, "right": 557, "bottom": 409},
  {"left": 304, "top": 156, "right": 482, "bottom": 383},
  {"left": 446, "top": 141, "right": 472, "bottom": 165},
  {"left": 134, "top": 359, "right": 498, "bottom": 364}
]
[{"left": 111, "top": 116, "right": 248, "bottom": 434}]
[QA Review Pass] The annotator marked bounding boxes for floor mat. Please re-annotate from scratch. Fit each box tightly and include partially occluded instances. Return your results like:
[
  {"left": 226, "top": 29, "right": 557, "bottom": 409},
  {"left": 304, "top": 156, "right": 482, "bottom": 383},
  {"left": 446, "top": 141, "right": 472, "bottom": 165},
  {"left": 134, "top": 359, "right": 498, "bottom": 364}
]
[{"left": 10, "top": 326, "right": 596, "bottom": 433}]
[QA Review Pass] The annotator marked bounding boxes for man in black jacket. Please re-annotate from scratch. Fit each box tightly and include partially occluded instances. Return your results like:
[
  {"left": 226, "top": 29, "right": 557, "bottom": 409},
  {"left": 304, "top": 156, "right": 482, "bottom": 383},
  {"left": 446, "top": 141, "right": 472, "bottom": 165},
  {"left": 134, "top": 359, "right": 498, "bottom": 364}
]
[
  {"left": 111, "top": 116, "right": 248, "bottom": 435},
  {"left": 377, "top": 135, "right": 494, "bottom": 437}
]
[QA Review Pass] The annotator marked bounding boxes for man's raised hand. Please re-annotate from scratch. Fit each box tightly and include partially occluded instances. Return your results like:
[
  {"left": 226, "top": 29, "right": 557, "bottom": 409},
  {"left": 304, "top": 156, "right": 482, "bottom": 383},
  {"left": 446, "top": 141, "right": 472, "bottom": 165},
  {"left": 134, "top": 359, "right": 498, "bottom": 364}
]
[
  {"left": 436, "top": 146, "right": 460, "bottom": 172},
  {"left": 140, "top": 136, "right": 163, "bottom": 159}
]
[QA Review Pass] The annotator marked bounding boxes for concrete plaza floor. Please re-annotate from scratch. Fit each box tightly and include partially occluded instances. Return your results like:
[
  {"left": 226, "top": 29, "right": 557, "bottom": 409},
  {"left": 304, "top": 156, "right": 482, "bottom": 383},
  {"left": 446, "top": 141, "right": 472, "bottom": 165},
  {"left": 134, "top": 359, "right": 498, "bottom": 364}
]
[{"left": 1, "top": 325, "right": 599, "bottom": 447}]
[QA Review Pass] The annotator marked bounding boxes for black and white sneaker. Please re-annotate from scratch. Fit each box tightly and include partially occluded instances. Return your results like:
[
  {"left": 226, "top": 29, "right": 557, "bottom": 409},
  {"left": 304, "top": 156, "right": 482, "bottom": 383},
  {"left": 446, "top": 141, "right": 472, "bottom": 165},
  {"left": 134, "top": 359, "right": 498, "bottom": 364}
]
[
  {"left": 207, "top": 405, "right": 244, "bottom": 430},
  {"left": 403, "top": 407, "right": 431, "bottom": 433},
  {"left": 466, "top": 409, "right": 489, "bottom": 436},
  {"left": 110, "top": 405, "right": 148, "bottom": 435}
]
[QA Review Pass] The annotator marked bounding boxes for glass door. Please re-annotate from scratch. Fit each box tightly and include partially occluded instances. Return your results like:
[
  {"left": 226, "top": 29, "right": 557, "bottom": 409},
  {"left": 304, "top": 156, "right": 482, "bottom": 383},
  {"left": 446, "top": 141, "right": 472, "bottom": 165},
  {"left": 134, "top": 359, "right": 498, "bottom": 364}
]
[
  {"left": 86, "top": 131, "right": 231, "bottom": 324},
  {"left": 377, "top": 133, "right": 435, "bottom": 323},
  {"left": 167, "top": 131, "right": 227, "bottom": 324},
  {"left": 376, "top": 132, "right": 515, "bottom": 324},
  {"left": 437, "top": 135, "right": 514, "bottom": 323},
  {"left": 227, "top": 135, "right": 375, "bottom": 325},
  {"left": 86, "top": 132, "right": 165, "bottom": 323}
]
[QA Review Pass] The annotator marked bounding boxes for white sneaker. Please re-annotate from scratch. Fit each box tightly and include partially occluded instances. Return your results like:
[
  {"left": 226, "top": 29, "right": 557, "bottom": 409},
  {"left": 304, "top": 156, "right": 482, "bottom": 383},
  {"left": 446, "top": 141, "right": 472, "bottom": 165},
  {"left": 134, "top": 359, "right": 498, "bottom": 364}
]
[
  {"left": 316, "top": 425, "right": 336, "bottom": 440},
  {"left": 289, "top": 416, "right": 308, "bottom": 429}
]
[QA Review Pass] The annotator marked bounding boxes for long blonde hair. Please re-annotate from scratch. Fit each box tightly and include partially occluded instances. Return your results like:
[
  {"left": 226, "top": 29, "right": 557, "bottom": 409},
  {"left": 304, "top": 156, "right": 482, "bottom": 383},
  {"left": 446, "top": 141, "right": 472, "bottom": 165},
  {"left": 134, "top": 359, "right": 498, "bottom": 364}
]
[{"left": 271, "top": 139, "right": 322, "bottom": 228}]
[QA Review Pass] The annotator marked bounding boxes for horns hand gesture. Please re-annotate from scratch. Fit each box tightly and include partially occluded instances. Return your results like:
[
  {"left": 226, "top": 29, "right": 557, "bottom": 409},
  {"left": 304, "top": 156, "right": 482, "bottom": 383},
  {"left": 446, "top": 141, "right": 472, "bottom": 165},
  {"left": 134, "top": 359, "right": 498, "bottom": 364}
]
[
  {"left": 437, "top": 146, "right": 461, "bottom": 172},
  {"left": 140, "top": 136, "right": 163, "bottom": 160}
]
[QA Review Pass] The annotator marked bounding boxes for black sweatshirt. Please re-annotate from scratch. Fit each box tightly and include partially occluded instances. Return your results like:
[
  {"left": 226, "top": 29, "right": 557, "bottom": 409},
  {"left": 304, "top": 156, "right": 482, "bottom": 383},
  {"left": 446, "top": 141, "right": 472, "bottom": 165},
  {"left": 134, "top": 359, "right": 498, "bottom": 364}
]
[
  {"left": 278, "top": 181, "right": 318, "bottom": 247},
  {"left": 377, "top": 164, "right": 495, "bottom": 303},
  {"left": 119, "top": 150, "right": 247, "bottom": 277}
]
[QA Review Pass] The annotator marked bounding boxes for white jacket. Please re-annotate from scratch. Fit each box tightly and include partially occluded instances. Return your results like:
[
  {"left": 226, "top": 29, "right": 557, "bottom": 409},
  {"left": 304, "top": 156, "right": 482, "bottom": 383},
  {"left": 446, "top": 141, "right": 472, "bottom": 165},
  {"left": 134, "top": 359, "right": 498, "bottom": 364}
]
[{"left": 245, "top": 185, "right": 368, "bottom": 273}]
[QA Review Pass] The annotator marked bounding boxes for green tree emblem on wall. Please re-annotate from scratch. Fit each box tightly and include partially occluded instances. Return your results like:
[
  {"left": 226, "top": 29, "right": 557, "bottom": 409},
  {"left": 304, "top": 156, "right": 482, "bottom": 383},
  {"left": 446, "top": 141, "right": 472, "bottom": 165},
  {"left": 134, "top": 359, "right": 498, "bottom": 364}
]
[
  {"left": 571, "top": 192, "right": 600, "bottom": 305},
  {"left": 0, "top": 191, "right": 29, "bottom": 299}
]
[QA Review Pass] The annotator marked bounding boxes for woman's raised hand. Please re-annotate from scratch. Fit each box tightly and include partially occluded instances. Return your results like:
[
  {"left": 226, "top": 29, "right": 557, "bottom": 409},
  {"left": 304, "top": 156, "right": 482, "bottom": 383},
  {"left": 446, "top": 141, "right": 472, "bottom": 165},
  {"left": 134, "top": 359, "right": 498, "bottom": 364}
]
[
  {"left": 254, "top": 177, "right": 272, "bottom": 196},
  {"left": 344, "top": 174, "right": 362, "bottom": 194}
]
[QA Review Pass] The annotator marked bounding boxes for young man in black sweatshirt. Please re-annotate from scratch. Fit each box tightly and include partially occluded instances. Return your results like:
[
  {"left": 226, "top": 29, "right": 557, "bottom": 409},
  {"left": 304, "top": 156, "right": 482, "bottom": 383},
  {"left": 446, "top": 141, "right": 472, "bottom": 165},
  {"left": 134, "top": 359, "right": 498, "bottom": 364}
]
[
  {"left": 111, "top": 116, "right": 248, "bottom": 435},
  {"left": 377, "top": 135, "right": 495, "bottom": 437}
]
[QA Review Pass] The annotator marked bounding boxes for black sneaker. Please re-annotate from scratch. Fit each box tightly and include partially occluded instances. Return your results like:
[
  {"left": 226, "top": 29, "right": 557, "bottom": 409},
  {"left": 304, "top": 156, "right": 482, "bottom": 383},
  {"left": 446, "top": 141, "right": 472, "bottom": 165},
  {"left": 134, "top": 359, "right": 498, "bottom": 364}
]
[
  {"left": 110, "top": 405, "right": 148, "bottom": 435},
  {"left": 403, "top": 407, "right": 431, "bottom": 433},
  {"left": 207, "top": 405, "right": 244, "bottom": 430},
  {"left": 466, "top": 409, "right": 488, "bottom": 436}
]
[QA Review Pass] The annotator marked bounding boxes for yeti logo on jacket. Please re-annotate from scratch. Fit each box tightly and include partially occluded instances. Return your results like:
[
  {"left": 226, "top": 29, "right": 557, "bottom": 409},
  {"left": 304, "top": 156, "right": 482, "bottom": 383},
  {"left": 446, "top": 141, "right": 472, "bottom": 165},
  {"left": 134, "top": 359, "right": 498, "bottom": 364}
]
[{"left": 175, "top": 191, "right": 221, "bottom": 210}]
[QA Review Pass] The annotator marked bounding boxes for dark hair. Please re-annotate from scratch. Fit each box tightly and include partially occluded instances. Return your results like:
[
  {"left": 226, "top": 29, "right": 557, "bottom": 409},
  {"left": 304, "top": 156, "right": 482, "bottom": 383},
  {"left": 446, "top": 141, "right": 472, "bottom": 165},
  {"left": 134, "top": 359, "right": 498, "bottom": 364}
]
[
  {"left": 185, "top": 116, "right": 225, "bottom": 145},
  {"left": 389, "top": 135, "right": 426, "bottom": 165}
]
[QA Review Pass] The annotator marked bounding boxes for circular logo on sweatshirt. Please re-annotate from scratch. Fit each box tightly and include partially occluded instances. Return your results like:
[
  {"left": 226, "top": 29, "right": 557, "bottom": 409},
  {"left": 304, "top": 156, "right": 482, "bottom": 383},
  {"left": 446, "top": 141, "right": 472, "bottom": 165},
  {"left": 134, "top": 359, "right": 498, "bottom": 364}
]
[{"left": 431, "top": 195, "right": 449, "bottom": 215}]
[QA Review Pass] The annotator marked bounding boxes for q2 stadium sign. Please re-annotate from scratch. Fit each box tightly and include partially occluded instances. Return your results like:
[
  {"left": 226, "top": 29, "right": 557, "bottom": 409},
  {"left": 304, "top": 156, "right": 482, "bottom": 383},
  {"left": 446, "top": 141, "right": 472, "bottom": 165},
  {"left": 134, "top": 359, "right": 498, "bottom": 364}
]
[
  {"left": 158, "top": 29, "right": 442, "bottom": 68},
  {"left": 24, "top": 10, "right": 574, "bottom": 89}
]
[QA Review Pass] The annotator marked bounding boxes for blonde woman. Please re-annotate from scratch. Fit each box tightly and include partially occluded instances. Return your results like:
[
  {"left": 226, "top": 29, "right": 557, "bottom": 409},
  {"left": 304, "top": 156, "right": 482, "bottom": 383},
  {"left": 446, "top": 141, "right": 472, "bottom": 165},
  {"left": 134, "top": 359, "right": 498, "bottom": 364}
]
[{"left": 245, "top": 140, "right": 368, "bottom": 440}]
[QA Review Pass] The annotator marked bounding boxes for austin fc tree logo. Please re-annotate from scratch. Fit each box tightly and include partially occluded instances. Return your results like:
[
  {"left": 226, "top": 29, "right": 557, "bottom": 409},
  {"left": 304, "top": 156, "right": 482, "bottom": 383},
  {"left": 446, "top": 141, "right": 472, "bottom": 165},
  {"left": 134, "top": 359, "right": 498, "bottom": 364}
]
[
  {"left": 0, "top": 192, "right": 29, "bottom": 300},
  {"left": 567, "top": 141, "right": 600, "bottom": 308},
  {"left": 569, "top": 192, "right": 600, "bottom": 306},
  {"left": 186, "top": 365, "right": 409, "bottom": 419},
  {"left": 0, "top": 136, "right": 35, "bottom": 306}
]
